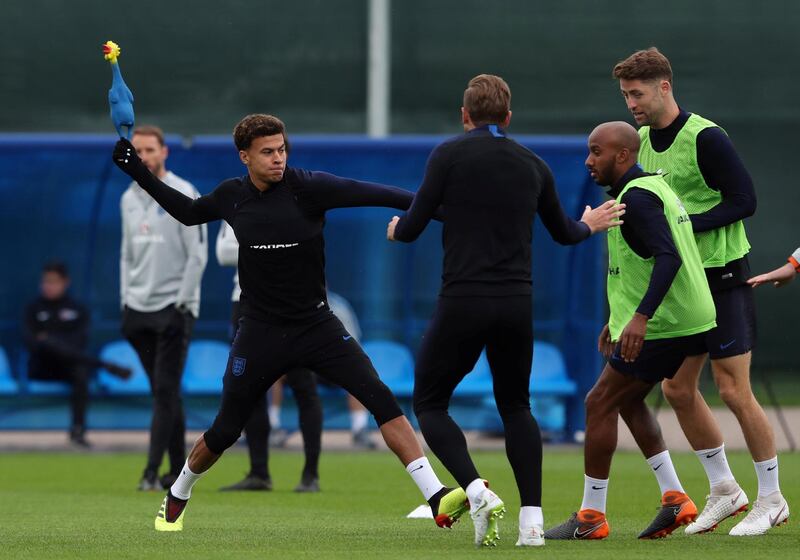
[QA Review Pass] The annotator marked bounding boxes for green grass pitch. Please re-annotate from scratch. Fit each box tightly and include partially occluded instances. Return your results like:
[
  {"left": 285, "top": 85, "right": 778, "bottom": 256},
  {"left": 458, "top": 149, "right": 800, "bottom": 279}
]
[{"left": 0, "top": 448, "right": 796, "bottom": 558}]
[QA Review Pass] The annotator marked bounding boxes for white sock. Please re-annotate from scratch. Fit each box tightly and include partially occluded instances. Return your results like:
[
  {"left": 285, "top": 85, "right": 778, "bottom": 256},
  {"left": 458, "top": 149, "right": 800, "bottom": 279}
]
[
  {"left": 405, "top": 457, "right": 445, "bottom": 501},
  {"left": 695, "top": 444, "right": 735, "bottom": 488},
  {"left": 170, "top": 460, "right": 203, "bottom": 500},
  {"left": 580, "top": 475, "right": 608, "bottom": 513},
  {"left": 519, "top": 506, "right": 544, "bottom": 528},
  {"left": 268, "top": 405, "right": 281, "bottom": 428},
  {"left": 466, "top": 478, "right": 487, "bottom": 506},
  {"left": 646, "top": 450, "right": 684, "bottom": 494},
  {"left": 350, "top": 410, "right": 368, "bottom": 433},
  {"left": 753, "top": 456, "right": 780, "bottom": 498}
]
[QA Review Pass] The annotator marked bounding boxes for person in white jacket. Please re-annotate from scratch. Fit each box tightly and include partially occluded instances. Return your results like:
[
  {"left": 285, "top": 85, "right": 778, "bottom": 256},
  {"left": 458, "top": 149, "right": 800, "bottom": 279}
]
[{"left": 120, "top": 125, "right": 208, "bottom": 491}]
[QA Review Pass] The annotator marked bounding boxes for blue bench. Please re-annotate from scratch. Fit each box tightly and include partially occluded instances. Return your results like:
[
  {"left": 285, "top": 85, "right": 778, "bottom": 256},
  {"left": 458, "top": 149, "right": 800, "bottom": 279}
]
[
  {"left": 0, "top": 346, "right": 17, "bottom": 395},
  {"left": 96, "top": 340, "right": 151, "bottom": 396},
  {"left": 182, "top": 340, "right": 230, "bottom": 395},
  {"left": 362, "top": 340, "right": 415, "bottom": 398}
]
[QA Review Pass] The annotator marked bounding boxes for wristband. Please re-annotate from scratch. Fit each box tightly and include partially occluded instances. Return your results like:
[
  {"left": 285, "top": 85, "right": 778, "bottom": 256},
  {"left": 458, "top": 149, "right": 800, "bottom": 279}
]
[{"left": 789, "top": 254, "right": 800, "bottom": 273}]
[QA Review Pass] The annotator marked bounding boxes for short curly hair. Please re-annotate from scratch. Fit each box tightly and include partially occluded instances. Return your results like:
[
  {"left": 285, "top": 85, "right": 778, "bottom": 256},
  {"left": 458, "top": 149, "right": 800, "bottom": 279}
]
[{"left": 233, "top": 114, "right": 290, "bottom": 152}]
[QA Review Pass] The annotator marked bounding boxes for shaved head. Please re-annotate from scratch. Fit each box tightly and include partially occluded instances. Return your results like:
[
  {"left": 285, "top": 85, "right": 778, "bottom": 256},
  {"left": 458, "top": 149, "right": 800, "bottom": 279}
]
[
  {"left": 585, "top": 121, "right": 641, "bottom": 187},
  {"left": 588, "top": 121, "right": 640, "bottom": 154}
]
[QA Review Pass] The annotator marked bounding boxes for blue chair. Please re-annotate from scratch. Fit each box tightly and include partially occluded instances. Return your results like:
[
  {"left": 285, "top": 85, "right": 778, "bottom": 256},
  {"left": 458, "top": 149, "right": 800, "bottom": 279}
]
[
  {"left": 453, "top": 351, "right": 493, "bottom": 397},
  {"left": 530, "top": 341, "right": 576, "bottom": 395},
  {"left": 530, "top": 341, "right": 576, "bottom": 434},
  {"left": 182, "top": 340, "right": 230, "bottom": 395},
  {"left": 97, "top": 340, "right": 151, "bottom": 396},
  {"left": 362, "top": 340, "right": 415, "bottom": 398},
  {"left": 0, "top": 346, "right": 18, "bottom": 395}
]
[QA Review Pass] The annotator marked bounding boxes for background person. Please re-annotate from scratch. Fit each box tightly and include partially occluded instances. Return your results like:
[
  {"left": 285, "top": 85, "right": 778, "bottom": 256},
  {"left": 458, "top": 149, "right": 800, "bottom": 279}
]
[
  {"left": 120, "top": 125, "right": 208, "bottom": 491},
  {"left": 24, "top": 261, "right": 131, "bottom": 447}
]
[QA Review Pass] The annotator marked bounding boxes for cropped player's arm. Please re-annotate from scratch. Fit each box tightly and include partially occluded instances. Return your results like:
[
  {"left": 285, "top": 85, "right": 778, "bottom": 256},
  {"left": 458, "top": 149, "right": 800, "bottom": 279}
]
[
  {"left": 690, "top": 128, "right": 756, "bottom": 232},
  {"left": 215, "top": 223, "right": 239, "bottom": 267},
  {"left": 119, "top": 197, "right": 130, "bottom": 310},
  {"left": 176, "top": 217, "right": 208, "bottom": 314},
  {"left": 112, "top": 138, "right": 222, "bottom": 225},
  {"left": 748, "top": 247, "right": 800, "bottom": 288},
  {"left": 391, "top": 145, "right": 448, "bottom": 242}
]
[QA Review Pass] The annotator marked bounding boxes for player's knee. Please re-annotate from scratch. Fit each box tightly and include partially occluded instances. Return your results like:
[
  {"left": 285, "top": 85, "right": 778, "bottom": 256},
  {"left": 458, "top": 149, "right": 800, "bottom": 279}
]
[
  {"left": 203, "top": 424, "right": 240, "bottom": 454},
  {"left": 496, "top": 399, "right": 530, "bottom": 420},
  {"left": 584, "top": 385, "right": 606, "bottom": 414},
  {"left": 717, "top": 382, "right": 752, "bottom": 413},
  {"left": 661, "top": 379, "right": 695, "bottom": 408},
  {"left": 152, "top": 385, "right": 179, "bottom": 405}
]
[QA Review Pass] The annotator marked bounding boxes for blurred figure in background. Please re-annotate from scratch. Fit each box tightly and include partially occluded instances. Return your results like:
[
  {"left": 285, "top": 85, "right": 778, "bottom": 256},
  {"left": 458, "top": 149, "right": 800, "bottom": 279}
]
[
  {"left": 24, "top": 261, "right": 131, "bottom": 448},
  {"left": 120, "top": 125, "right": 208, "bottom": 491},
  {"left": 216, "top": 222, "right": 323, "bottom": 492}
]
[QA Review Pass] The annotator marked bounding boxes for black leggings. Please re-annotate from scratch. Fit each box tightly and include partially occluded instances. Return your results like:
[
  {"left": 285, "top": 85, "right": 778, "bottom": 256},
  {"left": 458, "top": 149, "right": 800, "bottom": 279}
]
[
  {"left": 413, "top": 295, "right": 542, "bottom": 507},
  {"left": 204, "top": 314, "right": 402, "bottom": 454}
]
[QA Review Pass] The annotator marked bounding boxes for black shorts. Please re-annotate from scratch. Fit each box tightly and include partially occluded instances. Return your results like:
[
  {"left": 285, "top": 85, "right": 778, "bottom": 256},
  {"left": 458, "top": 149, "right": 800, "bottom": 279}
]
[
  {"left": 705, "top": 284, "right": 757, "bottom": 359},
  {"left": 609, "top": 333, "right": 707, "bottom": 383},
  {"left": 203, "top": 314, "right": 402, "bottom": 454}
]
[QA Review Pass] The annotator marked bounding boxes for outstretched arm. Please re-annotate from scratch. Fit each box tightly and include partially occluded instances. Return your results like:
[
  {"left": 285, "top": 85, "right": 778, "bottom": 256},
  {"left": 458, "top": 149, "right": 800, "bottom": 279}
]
[
  {"left": 389, "top": 145, "right": 449, "bottom": 242},
  {"left": 538, "top": 165, "right": 625, "bottom": 244},
  {"left": 297, "top": 169, "right": 418, "bottom": 213},
  {"left": 113, "top": 138, "right": 221, "bottom": 226},
  {"left": 747, "top": 247, "right": 800, "bottom": 288}
]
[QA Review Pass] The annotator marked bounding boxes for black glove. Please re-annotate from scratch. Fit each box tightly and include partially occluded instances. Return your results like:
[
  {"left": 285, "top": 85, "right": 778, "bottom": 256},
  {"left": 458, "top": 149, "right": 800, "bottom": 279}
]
[{"left": 112, "top": 138, "right": 149, "bottom": 179}]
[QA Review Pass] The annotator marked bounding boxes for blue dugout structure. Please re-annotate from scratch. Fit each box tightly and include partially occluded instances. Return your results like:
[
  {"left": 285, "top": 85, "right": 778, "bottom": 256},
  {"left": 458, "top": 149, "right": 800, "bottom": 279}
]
[{"left": 0, "top": 134, "right": 604, "bottom": 436}]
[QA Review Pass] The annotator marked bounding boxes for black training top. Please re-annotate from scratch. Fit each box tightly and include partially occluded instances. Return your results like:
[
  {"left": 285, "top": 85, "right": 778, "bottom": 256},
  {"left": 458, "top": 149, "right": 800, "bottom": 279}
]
[
  {"left": 126, "top": 165, "right": 417, "bottom": 324},
  {"left": 648, "top": 109, "right": 756, "bottom": 290},
  {"left": 609, "top": 166, "right": 682, "bottom": 318},
  {"left": 392, "top": 125, "right": 590, "bottom": 297}
]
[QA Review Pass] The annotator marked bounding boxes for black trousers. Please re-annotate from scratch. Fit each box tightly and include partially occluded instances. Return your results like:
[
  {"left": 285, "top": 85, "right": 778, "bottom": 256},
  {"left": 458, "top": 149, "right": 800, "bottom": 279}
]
[
  {"left": 204, "top": 313, "right": 402, "bottom": 455},
  {"left": 29, "top": 344, "right": 91, "bottom": 435},
  {"left": 122, "top": 304, "right": 194, "bottom": 476},
  {"left": 230, "top": 302, "right": 322, "bottom": 480},
  {"left": 413, "top": 295, "right": 543, "bottom": 507}
]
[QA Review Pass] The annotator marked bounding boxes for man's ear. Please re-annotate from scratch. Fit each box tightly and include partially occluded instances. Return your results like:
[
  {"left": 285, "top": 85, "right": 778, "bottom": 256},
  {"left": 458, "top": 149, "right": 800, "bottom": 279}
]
[{"left": 239, "top": 150, "right": 248, "bottom": 165}]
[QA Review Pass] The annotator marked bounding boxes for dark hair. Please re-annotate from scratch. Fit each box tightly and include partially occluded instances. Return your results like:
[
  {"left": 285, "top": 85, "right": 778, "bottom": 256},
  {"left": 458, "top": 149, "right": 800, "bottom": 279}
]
[
  {"left": 42, "top": 261, "right": 69, "bottom": 278},
  {"left": 612, "top": 47, "right": 673, "bottom": 84},
  {"left": 463, "top": 74, "right": 511, "bottom": 127},
  {"left": 132, "top": 125, "right": 166, "bottom": 146},
  {"left": 233, "top": 114, "right": 290, "bottom": 151}
]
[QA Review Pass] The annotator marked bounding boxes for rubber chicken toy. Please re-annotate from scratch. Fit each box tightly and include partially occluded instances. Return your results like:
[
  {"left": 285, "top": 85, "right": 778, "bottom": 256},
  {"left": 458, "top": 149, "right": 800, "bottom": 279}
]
[{"left": 102, "top": 41, "right": 135, "bottom": 138}]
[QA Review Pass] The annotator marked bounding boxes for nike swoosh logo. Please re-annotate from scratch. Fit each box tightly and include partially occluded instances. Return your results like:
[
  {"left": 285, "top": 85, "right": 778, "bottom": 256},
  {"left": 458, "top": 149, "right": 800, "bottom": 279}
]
[
  {"left": 574, "top": 522, "right": 604, "bottom": 538},
  {"left": 705, "top": 450, "right": 722, "bottom": 458},
  {"left": 767, "top": 465, "right": 777, "bottom": 471},
  {"left": 769, "top": 504, "right": 786, "bottom": 526},
  {"left": 730, "top": 491, "right": 743, "bottom": 506},
  {"left": 720, "top": 339, "right": 736, "bottom": 350},
  {"left": 653, "top": 463, "right": 663, "bottom": 471},
  {"left": 591, "top": 486, "right": 606, "bottom": 490},
  {"left": 473, "top": 502, "right": 488, "bottom": 514},
  {"left": 343, "top": 335, "right": 352, "bottom": 341},
  {"left": 409, "top": 465, "right": 424, "bottom": 473}
]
